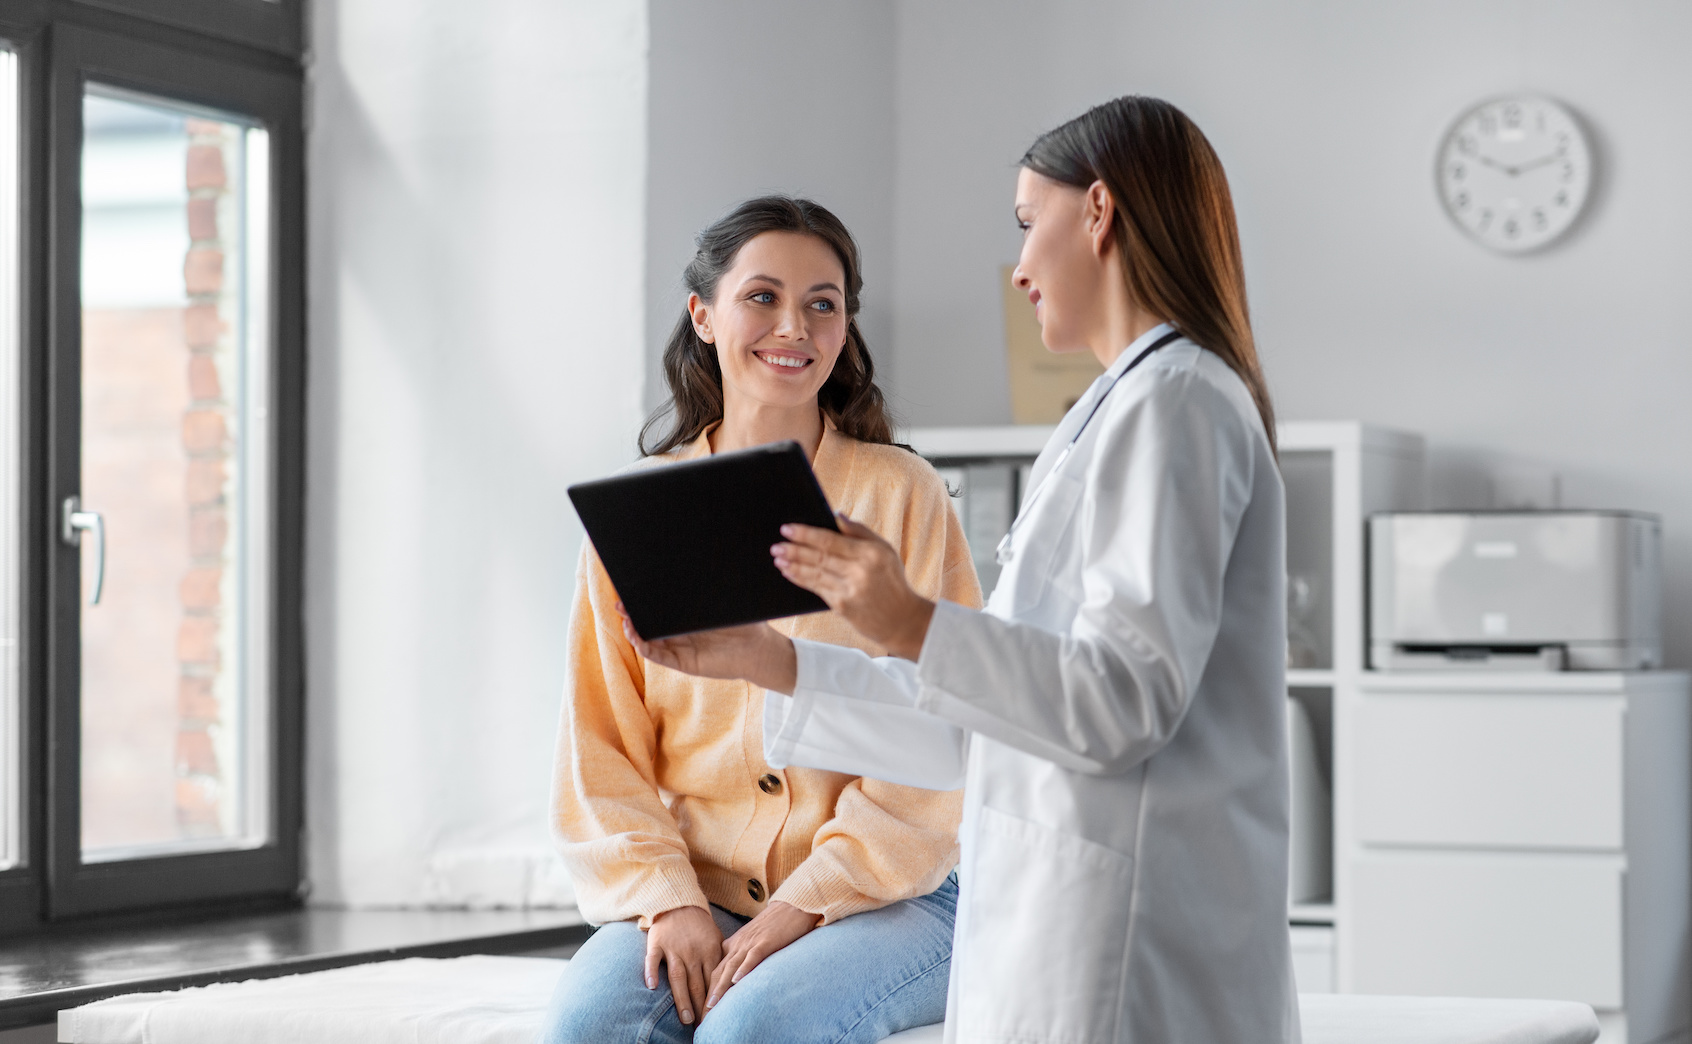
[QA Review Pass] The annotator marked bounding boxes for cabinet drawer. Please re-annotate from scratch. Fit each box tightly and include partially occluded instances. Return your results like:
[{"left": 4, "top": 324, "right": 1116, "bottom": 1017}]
[
  {"left": 1355, "top": 693, "right": 1624, "bottom": 850},
  {"left": 1351, "top": 850, "right": 1623, "bottom": 1008}
]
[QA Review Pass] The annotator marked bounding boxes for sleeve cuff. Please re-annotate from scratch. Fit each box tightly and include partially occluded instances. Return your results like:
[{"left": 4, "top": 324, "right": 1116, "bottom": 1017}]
[
  {"left": 770, "top": 864, "right": 877, "bottom": 926},
  {"left": 626, "top": 865, "right": 712, "bottom": 931}
]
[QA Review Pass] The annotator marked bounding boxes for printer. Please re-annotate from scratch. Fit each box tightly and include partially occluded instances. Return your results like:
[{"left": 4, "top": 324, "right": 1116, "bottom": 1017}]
[{"left": 1369, "top": 510, "right": 1662, "bottom": 671}]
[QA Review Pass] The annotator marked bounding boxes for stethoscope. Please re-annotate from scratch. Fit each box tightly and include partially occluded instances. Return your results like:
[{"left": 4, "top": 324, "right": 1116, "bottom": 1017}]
[{"left": 995, "top": 327, "right": 1184, "bottom": 566}]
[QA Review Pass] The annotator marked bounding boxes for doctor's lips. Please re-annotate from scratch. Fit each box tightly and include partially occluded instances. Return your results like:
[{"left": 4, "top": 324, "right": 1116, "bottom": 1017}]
[
  {"left": 1027, "top": 288, "right": 1043, "bottom": 320},
  {"left": 753, "top": 348, "right": 814, "bottom": 371}
]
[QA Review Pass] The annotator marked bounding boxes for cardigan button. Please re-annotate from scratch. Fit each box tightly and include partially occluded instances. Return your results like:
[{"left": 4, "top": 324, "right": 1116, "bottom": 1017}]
[
  {"left": 747, "top": 878, "right": 766, "bottom": 902},
  {"left": 758, "top": 773, "right": 782, "bottom": 796}
]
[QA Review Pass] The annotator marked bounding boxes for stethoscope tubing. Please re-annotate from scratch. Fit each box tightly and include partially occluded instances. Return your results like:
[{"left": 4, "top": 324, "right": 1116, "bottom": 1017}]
[{"left": 995, "top": 328, "right": 1184, "bottom": 565}]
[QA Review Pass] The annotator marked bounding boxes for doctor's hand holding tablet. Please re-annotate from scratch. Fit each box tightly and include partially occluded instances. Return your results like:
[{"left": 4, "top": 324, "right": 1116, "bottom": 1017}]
[{"left": 615, "top": 96, "right": 1296, "bottom": 1044}]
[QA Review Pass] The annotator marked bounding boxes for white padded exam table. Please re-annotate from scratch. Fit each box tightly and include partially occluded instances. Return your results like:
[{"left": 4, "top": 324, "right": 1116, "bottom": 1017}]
[{"left": 56, "top": 954, "right": 1602, "bottom": 1044}]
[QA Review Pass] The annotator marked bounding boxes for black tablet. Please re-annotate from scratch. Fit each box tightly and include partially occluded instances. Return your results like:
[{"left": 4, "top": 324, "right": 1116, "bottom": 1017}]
[{"left": 567, "top": 441, "right": 840, "bottom": 639}]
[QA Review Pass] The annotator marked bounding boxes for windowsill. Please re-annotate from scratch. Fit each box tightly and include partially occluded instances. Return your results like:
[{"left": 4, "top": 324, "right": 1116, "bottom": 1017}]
[{"left": 0, "top": 906, "right": 589, "bottom": 1029}]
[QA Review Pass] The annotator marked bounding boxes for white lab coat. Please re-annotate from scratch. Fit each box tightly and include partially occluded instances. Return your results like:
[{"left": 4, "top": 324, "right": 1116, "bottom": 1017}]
[{"left": 764, "top": 326, "right": 1299, "bottom": 1043}]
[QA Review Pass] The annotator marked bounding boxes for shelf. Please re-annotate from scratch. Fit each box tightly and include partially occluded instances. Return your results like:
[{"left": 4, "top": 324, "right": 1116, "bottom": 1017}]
[
  {"left": 901, "top": 425, "right": 1053, "bottom": 459},
  {"left": 1287, "top": 669, "right": 1336, "bottom": 687},
  {"left": 1359, "top": 669, "right": 1689, "bottom": 695},
  {"left": 1289, "top": 902, "right": 1336, "bottom": 925}
]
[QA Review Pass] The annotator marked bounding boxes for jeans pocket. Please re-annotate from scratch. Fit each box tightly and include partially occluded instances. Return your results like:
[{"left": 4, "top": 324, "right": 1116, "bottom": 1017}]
[{"left": 956, "top": 806, "right": 1134, "bottom": 1043}]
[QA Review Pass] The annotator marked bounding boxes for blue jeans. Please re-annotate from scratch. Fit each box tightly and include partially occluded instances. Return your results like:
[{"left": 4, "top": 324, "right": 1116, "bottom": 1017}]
[{"left": 539, "top": 872, "right": 957, "bottom": 1044}]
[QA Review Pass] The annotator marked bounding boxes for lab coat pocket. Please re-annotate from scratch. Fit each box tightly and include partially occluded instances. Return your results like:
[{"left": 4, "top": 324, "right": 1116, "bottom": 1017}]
[{"left": 958, "top": 805, "right": 1134, "bottom": 1043}]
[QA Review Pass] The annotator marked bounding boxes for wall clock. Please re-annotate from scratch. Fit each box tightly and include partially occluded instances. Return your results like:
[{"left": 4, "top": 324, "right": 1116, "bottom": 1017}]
[{"left": 1436, "top": 95, "right": 1593, "bottom": 253}]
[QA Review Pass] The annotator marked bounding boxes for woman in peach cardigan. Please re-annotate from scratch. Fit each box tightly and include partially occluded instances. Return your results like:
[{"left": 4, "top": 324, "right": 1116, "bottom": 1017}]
[{"left": 541, "top": 196, "right": 980, "bottom": 1044}]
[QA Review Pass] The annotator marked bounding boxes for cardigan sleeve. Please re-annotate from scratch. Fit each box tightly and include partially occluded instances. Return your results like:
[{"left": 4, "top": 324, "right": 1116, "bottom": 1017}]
[
  {"left": 771, "top": 465, "right": 982, "bottom": 923},
  {"left": 551, "top": 544, "right": 711, "bottom": 928}
]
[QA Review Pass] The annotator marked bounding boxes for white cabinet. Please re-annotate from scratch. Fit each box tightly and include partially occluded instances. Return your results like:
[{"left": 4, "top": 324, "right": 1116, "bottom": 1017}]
[{"left": 1348, "top": 672, "right": 1691, "bottom": 1044}]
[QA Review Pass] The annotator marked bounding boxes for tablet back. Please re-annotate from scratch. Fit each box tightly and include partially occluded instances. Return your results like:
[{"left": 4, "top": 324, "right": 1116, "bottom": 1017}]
[{"left": 567, "top": 441, "right": 839, "bottom": 639}]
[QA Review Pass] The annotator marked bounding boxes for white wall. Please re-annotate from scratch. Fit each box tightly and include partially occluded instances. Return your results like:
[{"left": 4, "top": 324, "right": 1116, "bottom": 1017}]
[
  {"left": 644, "top": 0, "right": 896, "bottom": 415},
  {"left": 305, "top": 0, "right": 648, "bottom": 905},
  {"left": 887, "top": 0, "right": 1692, "bottom": 667}
]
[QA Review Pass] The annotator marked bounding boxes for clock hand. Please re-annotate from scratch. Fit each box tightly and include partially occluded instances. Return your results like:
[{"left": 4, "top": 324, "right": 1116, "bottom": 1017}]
[
  {"left": 1513, "top": 149, "right": 1567, "bottom": 174},
  {"left": 1470, "top": 153, "right": 1519, "bottom": 177}
]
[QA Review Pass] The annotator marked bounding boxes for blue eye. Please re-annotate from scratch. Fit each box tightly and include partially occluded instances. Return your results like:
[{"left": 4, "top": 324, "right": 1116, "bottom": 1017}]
[
  {"left": 812, "top": 299, "right": 835, "bottom": 312},
  {"left": 751, "top": 291, "right": 775, "bottom": 304}
]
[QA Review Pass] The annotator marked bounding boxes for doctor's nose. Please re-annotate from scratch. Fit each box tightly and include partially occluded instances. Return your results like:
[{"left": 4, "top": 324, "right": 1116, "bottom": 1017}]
[{"left": 1011, "top": 265, "right": 1031, "bottom": 290}]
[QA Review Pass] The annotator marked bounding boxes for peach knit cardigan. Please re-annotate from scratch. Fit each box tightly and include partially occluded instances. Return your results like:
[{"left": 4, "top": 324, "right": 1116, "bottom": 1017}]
[{"left": 553, "top": 425, "right": 982, "bottom": 929}]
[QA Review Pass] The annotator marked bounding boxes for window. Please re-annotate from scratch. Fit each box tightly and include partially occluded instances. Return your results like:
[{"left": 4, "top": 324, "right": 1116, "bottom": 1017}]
[
  {"left": 0, "top": 2, "right": 302, "bottom": 930},
  {"left": 78, "top": 89, "right": 272, "bottom": 863},
  {"left": 0, "top": 45, "right": 20, "bottom": 876}
]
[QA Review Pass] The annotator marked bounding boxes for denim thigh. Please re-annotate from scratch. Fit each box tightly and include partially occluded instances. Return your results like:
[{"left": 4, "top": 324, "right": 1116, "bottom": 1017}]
[
  {"left": 696, "top": 873, "right": 958, "bottom": 1044},
  {"left": 538, "top": 874, "right": 957, "bottom": 1044},
  {"left": 538, "top": 905, "right": 747, "bottom": 1044}
]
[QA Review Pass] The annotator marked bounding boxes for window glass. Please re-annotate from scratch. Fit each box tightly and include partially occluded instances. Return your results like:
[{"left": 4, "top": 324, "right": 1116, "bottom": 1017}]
[
  {"left": 79, "top": 87, "right": 270, "bottom": 860},
  {"left": 0, "top": 46, "right": 19, "bottom": 871}
]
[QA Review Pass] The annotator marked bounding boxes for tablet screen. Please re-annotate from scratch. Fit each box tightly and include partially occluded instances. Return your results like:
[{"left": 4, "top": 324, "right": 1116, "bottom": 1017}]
[{"left": 567, "top": 441, "right": 839, "bottom": 639}]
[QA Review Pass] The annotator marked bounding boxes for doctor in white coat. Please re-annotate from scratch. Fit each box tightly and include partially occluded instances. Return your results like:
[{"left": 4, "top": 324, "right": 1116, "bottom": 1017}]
[{"left": 622, "top": 95, "right": 1298, "bottom": 1044}]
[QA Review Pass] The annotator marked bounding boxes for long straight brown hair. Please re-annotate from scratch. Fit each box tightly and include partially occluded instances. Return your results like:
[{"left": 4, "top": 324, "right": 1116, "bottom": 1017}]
[
  {"left": 1022, "top": 96, "right": 1276, "bottom": 453},
  {"left": 639, "top": 196, "right": 897, "bottom": 457}
]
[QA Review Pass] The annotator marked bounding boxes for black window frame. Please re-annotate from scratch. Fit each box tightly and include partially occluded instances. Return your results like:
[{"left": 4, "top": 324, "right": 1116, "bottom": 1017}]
[{"left": 0, "top": 0, "right": 305, "bottom": 934}]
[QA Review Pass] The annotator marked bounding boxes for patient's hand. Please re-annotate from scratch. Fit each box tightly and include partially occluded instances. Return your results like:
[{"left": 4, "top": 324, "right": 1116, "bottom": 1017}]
[
  {"left": 646, "top": 905, "right": 723, "bottom": 1026},
  {"left": 618, "top": 604, "right": 799, "bottom": 694},
  {"left": 704, "top": 901, "right": 822, "bottom": 1016}
]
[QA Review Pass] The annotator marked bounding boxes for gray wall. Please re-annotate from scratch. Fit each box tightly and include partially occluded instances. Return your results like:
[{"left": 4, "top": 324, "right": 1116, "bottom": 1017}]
[
  {"left": 644, "top": 0, "right": 897, "bottom": 419},
  {"left": 305, "top": 0, "right": 648, "bottom": 905},
  {"left": 887, "top": 0, "right": 1692, "bottom": 666}
]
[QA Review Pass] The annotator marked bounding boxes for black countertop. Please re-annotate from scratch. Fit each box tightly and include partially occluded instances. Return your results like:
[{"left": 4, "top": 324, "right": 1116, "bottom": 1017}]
[{"left": 0, "top": 907, "right": 590, "bottom": 1029}]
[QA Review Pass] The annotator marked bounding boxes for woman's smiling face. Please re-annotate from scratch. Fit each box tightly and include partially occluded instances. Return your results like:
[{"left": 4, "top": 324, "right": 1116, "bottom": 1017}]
[{"left": 690, "top": 231, "right": 849, "bottom": 414}]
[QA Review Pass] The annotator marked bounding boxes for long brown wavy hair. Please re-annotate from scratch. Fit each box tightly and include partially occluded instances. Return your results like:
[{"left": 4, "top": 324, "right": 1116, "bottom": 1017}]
[
  {"left": 1021, "top": 96, "right": 1277, "bottom": 453},
  {"left": 639, "top": 196, "right": 897, "bottom": 457}
]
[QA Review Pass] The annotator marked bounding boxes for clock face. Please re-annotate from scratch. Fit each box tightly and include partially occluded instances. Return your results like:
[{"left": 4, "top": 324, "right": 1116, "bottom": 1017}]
[{"left": 1437, "top": 95, "right": 1592, "bottom": 253}]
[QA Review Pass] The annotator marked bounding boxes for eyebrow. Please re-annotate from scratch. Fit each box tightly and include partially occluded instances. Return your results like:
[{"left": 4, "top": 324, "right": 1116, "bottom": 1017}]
[{"left": 743, "top": 274, "right": 843, "bottom": 295}]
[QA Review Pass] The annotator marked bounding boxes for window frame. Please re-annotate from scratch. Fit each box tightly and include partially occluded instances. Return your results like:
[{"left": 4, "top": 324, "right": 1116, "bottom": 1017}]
[{"left": 0, "top": 1, "right": 304, "bottom": 931}]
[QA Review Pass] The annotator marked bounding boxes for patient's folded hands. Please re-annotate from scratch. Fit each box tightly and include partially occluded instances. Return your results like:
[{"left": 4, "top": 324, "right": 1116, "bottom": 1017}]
[{"left": 704, "top": 901, "right": 823, "bottom": 1017}]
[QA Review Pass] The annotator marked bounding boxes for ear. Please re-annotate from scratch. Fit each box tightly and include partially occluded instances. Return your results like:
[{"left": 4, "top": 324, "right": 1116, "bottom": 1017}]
[
  {"left": 687, "top": 292, "right": 714, "bottom": 344},
  {"left": 1084, "top": 180, "right": 1116, "bottom": 260}
]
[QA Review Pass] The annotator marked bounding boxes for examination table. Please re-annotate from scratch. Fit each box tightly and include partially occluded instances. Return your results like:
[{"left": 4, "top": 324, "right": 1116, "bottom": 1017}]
[{"left": 56, "top": 954, "right": 1601, "bottom": 1043}]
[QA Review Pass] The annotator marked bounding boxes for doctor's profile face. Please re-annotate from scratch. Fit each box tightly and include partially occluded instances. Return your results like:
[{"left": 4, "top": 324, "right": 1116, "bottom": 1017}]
[
  {"left": 689, "top": 231, "right": 849, "bottom": 414},
  {"left": 1011, "top": 167, "right": 1111, "bottom": 355}
]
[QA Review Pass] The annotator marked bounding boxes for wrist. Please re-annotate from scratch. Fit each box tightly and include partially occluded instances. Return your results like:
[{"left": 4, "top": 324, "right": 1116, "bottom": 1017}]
[
  {"left": 750, "top": 631, "right": 798, "bottom": 695},
  {"left": 887, "top": 596, "right": 935, "bottom": 661}
]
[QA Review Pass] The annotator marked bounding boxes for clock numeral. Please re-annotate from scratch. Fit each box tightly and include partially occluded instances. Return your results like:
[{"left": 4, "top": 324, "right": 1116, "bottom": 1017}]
[
  {"left": 1450, "top": 163, "right": 1466, "bottom": 181},
  {"left": 1459, "top": 134, "right": 1476, "bottom": 155},
  {"left": 1453, "top": 191, "right": 1470, "bottom": 211},
  {"left": 1563, "top": 161, "right": 1575, "bottom": 181},
  {"left": 1477, "top": 208, "right": 1493, "bottom": 231},
  {"left": 1557, "top": 132, "right": 1570, "bottom": 147},
  {"left": 1533, "top": 209, "right": 1547, "bottom": 230},
  {"left": 1503, "top": 104, "right": 1522, "bottom": 128},
  {"left": 1503, "top": 217, "right": 1520, "bottom": 238},
  {"left": 1555, "top": 190, "right": 1570, "bottom": 207}
]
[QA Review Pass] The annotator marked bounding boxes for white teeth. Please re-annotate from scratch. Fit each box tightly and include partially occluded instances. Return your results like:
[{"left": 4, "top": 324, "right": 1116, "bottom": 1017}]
[{"left": 758, "top": 353, "right": 808, "bottom": 369}]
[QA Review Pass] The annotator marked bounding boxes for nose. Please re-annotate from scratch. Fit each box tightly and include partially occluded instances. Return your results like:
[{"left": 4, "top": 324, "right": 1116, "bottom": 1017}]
[
  {"left": 773, "top": 299, "right": 806, "bottom": 340},
  {"left": 1012, "top": 265, "right": 1030, "bottom": 290}
]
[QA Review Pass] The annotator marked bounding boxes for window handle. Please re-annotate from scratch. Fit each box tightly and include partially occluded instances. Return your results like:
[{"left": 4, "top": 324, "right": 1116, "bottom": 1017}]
[{"left": 61, "top": 496, "right": 106, "bottom": 606}]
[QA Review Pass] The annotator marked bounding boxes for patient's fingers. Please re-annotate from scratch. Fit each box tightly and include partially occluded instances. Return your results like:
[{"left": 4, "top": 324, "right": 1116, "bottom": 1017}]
[
  {"left": 644, "top": 935, "right": 662, "bottom": 991},
  {"left": 667, "top": 952, "right": 694, "bottom": 1024},
  {"left": 686, "top": 958, "right": 710, "bottom": 1028},
  {"left": 705, "top": 946, "right": 741, "bottom": 1011}
]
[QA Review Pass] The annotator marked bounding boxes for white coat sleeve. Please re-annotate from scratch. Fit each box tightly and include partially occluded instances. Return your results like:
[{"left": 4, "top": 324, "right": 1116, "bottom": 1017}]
[
  {"left": 763, "top": 638, "right": 970, "bottom": 791},
  {"left": 913, "top": 369, "right": 1259, "bottom": 775}
]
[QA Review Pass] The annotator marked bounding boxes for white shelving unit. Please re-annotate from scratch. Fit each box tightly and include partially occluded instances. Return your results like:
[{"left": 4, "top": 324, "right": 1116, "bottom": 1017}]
[
  {"left": 1346, "top": 670, "right": 1690, "bottom": 1044},
  {"left": 1279, "top": 422, "right": 1427, "bottom": 995}
]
